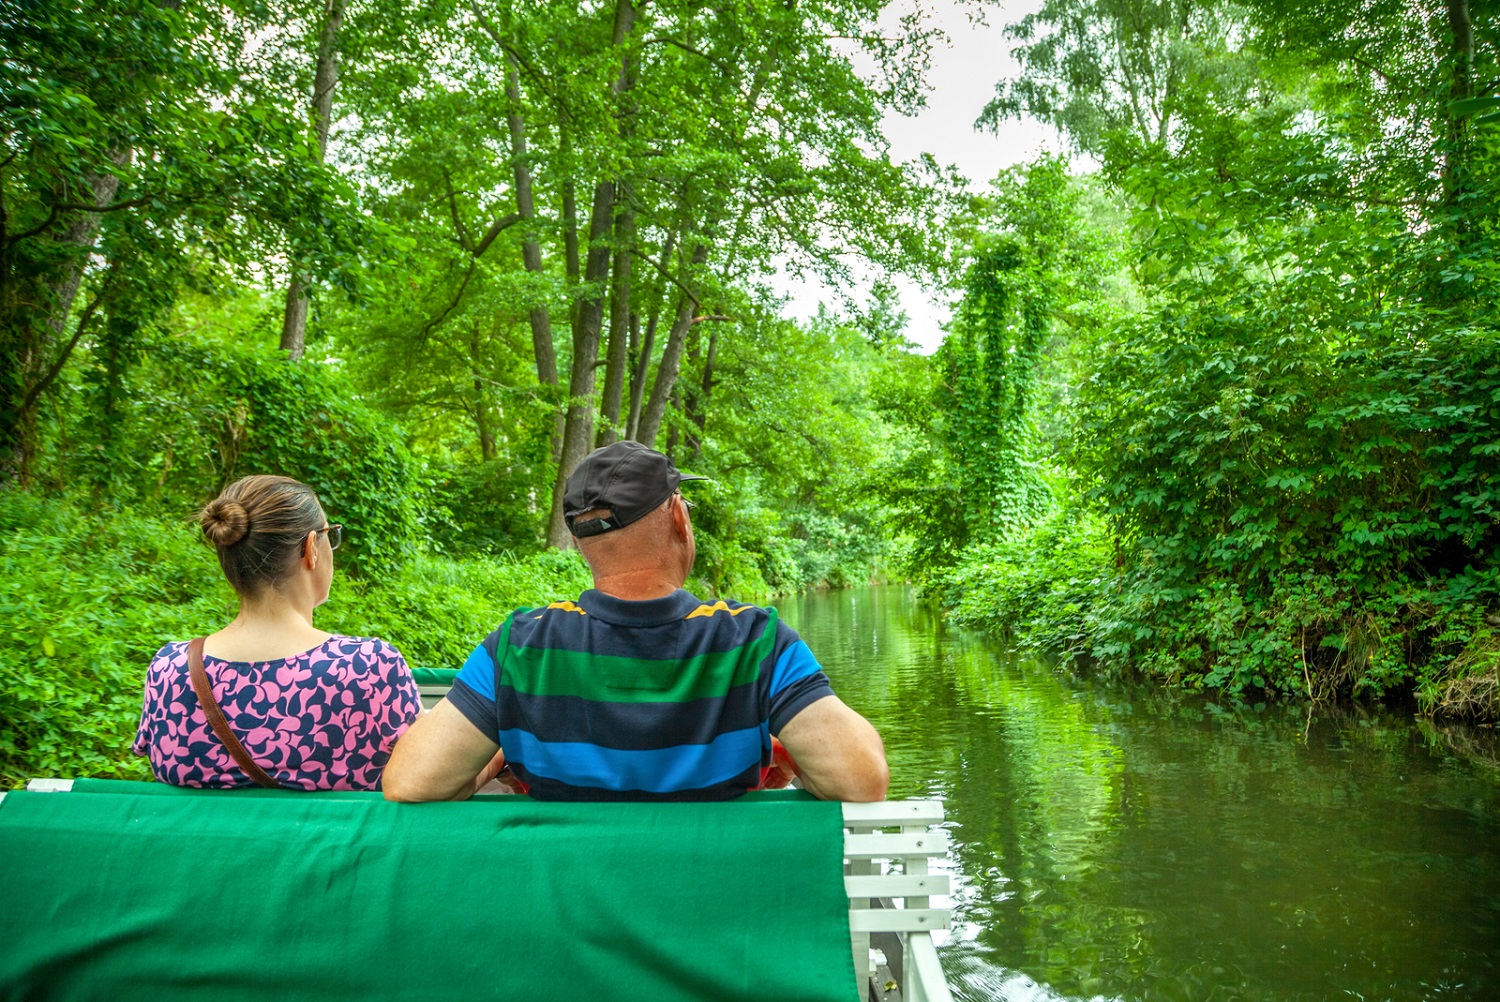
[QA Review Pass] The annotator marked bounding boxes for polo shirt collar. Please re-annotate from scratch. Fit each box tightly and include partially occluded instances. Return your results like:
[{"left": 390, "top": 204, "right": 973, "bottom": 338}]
[{"left": 577, "top": 588, "right": 702, "bottom": 626}]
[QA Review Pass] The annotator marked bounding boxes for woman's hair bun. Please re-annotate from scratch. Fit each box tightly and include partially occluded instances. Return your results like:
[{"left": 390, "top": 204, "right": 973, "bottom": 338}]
[{"left": 201, "top": 498, "right": 250, "bottom": 548}]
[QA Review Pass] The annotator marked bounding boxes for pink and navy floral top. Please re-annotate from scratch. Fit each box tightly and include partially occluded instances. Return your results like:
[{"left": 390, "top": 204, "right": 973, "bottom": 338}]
[{"left": 132, "top": 636, "right": 421, "bottom": 791}]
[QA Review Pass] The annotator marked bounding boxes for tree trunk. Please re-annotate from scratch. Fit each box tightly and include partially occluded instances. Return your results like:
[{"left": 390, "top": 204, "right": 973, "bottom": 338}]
[
  {"left": 280, "top": 0, "right": 344, "bottom": 361},
  {"left": 626, "top": 228, "right": 675, "bottom": 440},
  {"left": 1442, "top": 0, "right": 1473, "bottom": 208},
  {"left": 597, "top": 182, "right": 633, "bottom": 447},
  {"left": 636, "top": 243, "right": 707, "bottom": 448},
  {"left": 3, "top": 153, "right": 127, "bottom": 485},
  {"left": 545, "top": 180, "right": 617, "bottom": 547},
  {"left": 685, "top": 325, "right": 720, "bottom": 463},
  {"left": 504, "top": 53, "right": 562, "bottom": 461},
  {"left": 545, "top": 0, "right": 637, "bottom": 547}
]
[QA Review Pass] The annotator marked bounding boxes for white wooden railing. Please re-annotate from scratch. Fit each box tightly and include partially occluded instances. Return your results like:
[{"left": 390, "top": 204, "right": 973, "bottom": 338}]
[{"left": 843, "top": 800, "right": 953, "bottom": 1002}]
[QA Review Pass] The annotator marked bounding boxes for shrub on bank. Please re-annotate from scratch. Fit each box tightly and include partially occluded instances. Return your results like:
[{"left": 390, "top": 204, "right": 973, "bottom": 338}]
[
  {"left": 0, "top": 492, "right": 592, "bottom": 788},
  {"left": 938, "top": 510, "right": 1499, "bottom": 714}
]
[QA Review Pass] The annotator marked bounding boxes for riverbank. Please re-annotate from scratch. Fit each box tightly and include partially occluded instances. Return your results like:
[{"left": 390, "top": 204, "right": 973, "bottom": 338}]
[{"left": 926, "top": 502, "right": 1500, "bottom": 723}]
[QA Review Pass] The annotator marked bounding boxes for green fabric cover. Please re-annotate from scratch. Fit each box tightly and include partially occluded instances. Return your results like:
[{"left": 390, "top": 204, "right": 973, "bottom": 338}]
[
  {"left": 0, "top": 785, "right": 856, "bottom": 1001},
  {"left": 410, "top": 666, "right": 458, "bottom": 686}
]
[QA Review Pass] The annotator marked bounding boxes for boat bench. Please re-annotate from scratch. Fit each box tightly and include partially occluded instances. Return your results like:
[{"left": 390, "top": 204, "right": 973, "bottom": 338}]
[{"left": 1, "top": 779, "right": 950, "bottom": 1002}]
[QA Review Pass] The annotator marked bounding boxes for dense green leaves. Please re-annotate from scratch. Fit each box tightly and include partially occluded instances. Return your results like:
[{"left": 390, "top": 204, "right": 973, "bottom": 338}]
[{"left": 926, "top": 0, "right": 1500, "bottom": 711}]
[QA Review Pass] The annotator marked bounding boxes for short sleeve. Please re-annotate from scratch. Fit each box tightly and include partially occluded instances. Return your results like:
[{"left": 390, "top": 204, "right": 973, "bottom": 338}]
[
  {"left": 767, "top": 627, "right": 834, "bottom": 735},
  {"left": 448, "top": 641, "right": 502, "bottom": 741}
]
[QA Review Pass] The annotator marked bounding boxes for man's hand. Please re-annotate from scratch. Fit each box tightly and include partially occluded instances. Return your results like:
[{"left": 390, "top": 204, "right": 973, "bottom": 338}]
[
  {"left": 776, "top": 695, "right": 889, "bottom": 802},
  {"left": 755, "top": 737, "right": 800, "bottom": 790}
]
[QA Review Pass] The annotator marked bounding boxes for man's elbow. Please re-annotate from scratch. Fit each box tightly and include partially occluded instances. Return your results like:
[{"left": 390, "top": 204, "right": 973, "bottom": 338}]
[
  {"left": 381, "top": 764, "right": 417, "bottom": 802},
  {"left": 845, "top": 752, "right": 890, "bottom": 803},
  {"left": 380, "top": 756, "right": 439, "bottom": 803}
]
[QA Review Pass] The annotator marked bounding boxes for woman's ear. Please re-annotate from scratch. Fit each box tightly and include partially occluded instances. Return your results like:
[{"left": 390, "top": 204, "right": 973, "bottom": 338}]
[{"left": 304, "top": 531, "right": 319, "bottom": 570}]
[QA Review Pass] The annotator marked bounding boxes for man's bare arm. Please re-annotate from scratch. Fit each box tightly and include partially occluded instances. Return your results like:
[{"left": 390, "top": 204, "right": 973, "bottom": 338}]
[
  {"left": 383, "top": 700, "right": 503, "bottom": 802},
  {"left": 776, "top": 695, "right": 889, "bottom": 802}
]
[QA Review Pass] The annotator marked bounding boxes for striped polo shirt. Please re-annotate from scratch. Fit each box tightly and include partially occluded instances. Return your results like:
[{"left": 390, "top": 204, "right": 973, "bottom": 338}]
[{"left": 447, "top": 589, "right": 834, "bottom": 801}]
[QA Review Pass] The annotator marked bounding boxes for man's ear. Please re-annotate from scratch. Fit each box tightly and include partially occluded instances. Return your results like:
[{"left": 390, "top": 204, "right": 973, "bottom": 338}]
[{"left": 670, "top": 496, "right": 691, "bottom": 539}]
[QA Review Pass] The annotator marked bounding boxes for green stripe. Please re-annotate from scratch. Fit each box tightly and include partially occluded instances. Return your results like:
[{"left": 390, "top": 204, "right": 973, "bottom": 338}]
[{"left": 501, "top": 609, "right": 778, "bottom": 704}]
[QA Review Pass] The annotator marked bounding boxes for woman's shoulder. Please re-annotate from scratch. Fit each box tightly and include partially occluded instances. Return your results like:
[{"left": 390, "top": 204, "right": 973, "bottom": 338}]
[
  {"left": 148, "top": 640, "right": 190, "bottom": 671},
  {"left": 319, "top": 635, "right": 409, "bottom": 670}
]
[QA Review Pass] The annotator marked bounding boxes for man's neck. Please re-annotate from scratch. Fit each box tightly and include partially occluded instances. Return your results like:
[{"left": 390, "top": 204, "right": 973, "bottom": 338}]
[{"left": 590, "top": 570, "right": 685, "bottom": 602}]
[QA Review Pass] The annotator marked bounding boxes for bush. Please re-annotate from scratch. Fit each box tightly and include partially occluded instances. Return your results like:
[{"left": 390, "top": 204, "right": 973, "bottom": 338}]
[{"left": 53, "top": 329, "right": 423, "bottom": 577}]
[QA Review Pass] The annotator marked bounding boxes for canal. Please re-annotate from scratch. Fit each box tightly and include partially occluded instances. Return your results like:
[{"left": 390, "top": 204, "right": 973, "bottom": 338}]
[{"left": 783, "top": 585, "right": 1500, "bottom": 1002}]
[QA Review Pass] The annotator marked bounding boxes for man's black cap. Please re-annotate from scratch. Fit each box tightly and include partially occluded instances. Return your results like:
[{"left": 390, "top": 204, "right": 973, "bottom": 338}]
[{"left": 564, "top": 441, "right": 707, "bottom": 538}]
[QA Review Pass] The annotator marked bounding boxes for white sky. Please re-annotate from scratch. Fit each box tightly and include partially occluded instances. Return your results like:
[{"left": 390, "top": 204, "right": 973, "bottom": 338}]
[{"left": 772, "top": 0, "right": 1059, "bottom": 352}]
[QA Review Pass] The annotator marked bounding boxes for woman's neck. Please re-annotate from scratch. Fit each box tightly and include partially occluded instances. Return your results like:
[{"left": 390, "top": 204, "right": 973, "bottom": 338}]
[{"left": 203, "top": 589, "right": 333, "bottom": 662}]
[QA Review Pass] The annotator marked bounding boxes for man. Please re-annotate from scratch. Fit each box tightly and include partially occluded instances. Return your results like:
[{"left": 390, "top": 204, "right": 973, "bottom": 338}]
[{"left": 384, "top": 440, "right": 888, "bottom": 803}]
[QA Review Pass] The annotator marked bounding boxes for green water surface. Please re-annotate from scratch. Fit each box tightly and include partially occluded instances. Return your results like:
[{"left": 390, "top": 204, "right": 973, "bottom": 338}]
[{"left": 784, "top": 585, "right": 1500, "bottom": 1002}]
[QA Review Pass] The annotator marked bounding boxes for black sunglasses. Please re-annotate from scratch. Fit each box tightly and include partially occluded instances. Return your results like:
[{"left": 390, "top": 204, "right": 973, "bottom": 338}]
[{"left": 316, "top": 524, "right": 343, "bottom": 550}]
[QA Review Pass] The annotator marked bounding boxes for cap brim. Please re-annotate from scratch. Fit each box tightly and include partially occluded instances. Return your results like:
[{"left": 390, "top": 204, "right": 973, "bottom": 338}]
[{"left": 677, "top": 474, "right": 711, "bottom": 483}]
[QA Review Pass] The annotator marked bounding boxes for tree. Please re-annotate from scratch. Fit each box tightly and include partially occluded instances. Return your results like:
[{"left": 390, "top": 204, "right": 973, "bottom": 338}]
[
  {"left": 0, "top": 0, "right": 360, "bottom": 485},
  {"left": 337, "top": 0, "right": 952, "bottom": 546}
]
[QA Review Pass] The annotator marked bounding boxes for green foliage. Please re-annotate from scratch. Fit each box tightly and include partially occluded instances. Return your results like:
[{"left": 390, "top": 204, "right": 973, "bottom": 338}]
[
  {"left": 52, "top": 315, "right": 423, "bottom": 576},
  {"left": 945, "top": 0, "right": 1500, "bottom": 711},
  {"left": 0, "top": 0, "right": 366, "bottom": 482},
  {"left": 321, "top": 549, "right": 594, "bottom": 669},
  {"left": 0, "top": 490, "right": 230, "bottom": 788},
  {"left": 874, "top": 157, "right": 1106, "bottom": 571}
]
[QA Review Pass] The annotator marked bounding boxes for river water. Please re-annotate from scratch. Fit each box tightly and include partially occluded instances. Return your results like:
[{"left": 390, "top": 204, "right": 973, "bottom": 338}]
[{"left": 782, "top": 585, "right": 1500, "bottom": 1002}]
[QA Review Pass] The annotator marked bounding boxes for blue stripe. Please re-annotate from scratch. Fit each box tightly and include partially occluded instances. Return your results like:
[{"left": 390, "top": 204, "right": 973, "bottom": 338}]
[
  {"left": 498, "top": 726, "right": 763, "bottom": 794},
  {"left": 769, "top": 640, "right": 821, "bottom": 697},
  {"left": 456, "top": 643, "right": 497, "bottom": 701}
]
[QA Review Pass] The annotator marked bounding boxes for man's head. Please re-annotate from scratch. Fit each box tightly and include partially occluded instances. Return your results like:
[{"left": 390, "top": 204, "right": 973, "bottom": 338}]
[{"left": 564, "top": 442, "right": 706, "bottom": 590}]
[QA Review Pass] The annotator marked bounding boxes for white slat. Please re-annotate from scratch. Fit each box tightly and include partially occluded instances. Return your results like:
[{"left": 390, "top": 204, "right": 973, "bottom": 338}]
[
  {"left": 0, "top": 791, "right": 6, "bottom": 807},
  {"left": 844, "top": 873, "right": 949, "bottom": 897},
  {"left": 907, "top": 929, "right": 954, "bottom": 1002},
  {"left": 842, "top": 800, "right": 945, "bottom": 825},
  {"left": 26, "top": 778, "right": 74, "bottom": 792},
  {"left": 849, "top": 908, "right": 951, "bottom": 933},
  {"left": 845, "top": 831, "right": 950, "bottom": 859}
]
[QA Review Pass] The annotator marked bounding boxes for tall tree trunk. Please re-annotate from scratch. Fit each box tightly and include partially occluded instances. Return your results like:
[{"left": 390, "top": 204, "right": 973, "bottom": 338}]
[
  {"left": 504, "top": 53, "right": 562, "bottom": 461},
  {"left": 637, "top": 243, "right": 707, "bottom": 448},
  {"left": 280, "top": 0, "right": 344, "bottom": 361},
  {"left": 3, "top": 153, "right": 127, "bottom": 485},
  {"left": 626, "top": 228, "right": 675, "bottom": 440},
  {"left": 545, "top": 180, "right": 617, "bottom": 547},
  {"left": 44, "top": 168, "right": 123, "bottom": 336},
  {"left": 597, "top": 182, "right": 633, "bottom": 447},
  {"left": 545, "top": 0, "right": 637, "bottom": 547},
  {"left": 1442, "top": 0, "right": 1474, "bottom": 209},
  {"left": 685, "top": 325, "right": 720, "bottom": 463}
]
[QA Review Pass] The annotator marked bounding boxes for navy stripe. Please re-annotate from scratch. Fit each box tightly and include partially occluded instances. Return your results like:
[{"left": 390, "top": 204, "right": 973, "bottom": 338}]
[
  {"left": 496, "top": 684, "right": 766, "bottom": 750},
  {"left": 509, "top": 607, "right": 772, "bottom": 659},
  {"left": 514, "top": 769, "right": 757, "bottom": 803}
]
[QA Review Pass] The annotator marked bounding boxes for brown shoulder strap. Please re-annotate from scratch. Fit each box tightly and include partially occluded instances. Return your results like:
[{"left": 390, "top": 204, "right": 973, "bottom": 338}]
[{"left": 187, "top": 637, "right": 281, "bottom": 789}]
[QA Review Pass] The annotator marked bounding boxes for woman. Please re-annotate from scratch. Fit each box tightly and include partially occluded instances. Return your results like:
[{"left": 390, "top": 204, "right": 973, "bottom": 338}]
[{"left": 133, "top": 475, "right": 420, "bottom": 790}]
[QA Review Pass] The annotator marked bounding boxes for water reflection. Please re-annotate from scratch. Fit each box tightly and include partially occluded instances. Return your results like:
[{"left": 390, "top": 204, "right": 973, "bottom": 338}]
[{"left": 782, "top": 586, "right": 1500, "bottom": 1002}]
